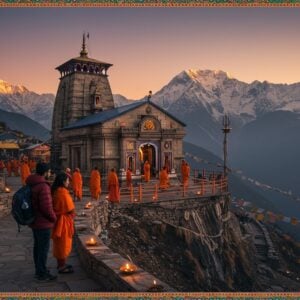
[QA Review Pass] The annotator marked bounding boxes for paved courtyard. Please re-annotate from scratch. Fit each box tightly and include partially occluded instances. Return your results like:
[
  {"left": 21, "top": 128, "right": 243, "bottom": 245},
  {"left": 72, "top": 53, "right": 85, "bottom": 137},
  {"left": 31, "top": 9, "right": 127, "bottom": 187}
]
[{"left": 0, "top": 176, "right": 106, "bottom": 292}]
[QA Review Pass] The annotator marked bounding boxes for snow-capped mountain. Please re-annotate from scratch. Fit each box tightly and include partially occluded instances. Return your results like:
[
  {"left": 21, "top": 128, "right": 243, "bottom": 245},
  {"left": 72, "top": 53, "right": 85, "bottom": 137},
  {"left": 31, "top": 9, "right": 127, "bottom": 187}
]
[
  {"left": 152, "top": 69, "right": 300, "bottom": 123},
  {"left": 0, "top": 79, "right": 55, "bottom": 129}
]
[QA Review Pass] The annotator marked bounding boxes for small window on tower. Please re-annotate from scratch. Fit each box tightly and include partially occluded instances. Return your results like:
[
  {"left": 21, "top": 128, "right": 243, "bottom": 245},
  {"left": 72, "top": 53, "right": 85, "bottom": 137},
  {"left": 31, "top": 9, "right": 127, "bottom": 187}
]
[
  {"left": 95, "top": 96, "right": 100, "bottom": 105},
  {"left": 76, "top": 64, "right": 81, "bottom": 72}
]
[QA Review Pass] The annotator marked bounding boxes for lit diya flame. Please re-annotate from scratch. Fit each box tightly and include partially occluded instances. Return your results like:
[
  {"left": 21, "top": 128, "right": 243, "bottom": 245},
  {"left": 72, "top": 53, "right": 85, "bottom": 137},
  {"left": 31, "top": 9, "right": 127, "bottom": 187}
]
[
  {"left": 197, "top": 191, "right": 201, "bottom": 195},
  {"left": 134, "top": 198, "right": 138, "bottom": 202},
  {"left": 105, "top": 196, "right": 109, "bottom": 200},
  {"left": 86, "top": 237, "right": 97, "bottom": 246},
  {"left": 286, "top": 270, "right": 291, "bottom": 274},
  {"left": 147, "top": 279, "right": 164, "bottom": 292},
  {"left": 119, "top": 262, "right": 137, "bottom": 274},
  {"left": 4, "top": 187, "right": 10, "bottom": 193}
]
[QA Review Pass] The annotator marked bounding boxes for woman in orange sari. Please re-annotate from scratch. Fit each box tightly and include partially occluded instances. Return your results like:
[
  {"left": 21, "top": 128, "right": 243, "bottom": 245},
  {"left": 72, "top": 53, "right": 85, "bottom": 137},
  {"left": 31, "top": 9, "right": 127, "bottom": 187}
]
[
  {"left": 51, "top": 172, "right": 75, "bottom": 274},
  {"left": 89, "top": 167, "right": 101, "bottom": 201}
]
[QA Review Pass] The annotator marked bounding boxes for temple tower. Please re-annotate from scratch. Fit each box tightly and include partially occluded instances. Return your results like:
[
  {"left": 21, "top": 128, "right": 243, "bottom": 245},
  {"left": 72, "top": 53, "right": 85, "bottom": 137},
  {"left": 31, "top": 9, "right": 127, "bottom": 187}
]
[{"left": 51, "top": 34, "right": 114, "bottom": 170}]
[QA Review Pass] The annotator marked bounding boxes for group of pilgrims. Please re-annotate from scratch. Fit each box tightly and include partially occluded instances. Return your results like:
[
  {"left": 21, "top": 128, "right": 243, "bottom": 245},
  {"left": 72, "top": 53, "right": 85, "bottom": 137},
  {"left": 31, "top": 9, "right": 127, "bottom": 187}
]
[
  {"left": 0, "top": 157, "right": 191, "bottom": 280},
  {"left": 130, "top": 159, "right": 191, "bottom": 190},
  {"left": 0, "top": 157, "right": 37, "bottom": 185},
  {"left": 0, "top": 156, "right": 191, "bottom": 200}
]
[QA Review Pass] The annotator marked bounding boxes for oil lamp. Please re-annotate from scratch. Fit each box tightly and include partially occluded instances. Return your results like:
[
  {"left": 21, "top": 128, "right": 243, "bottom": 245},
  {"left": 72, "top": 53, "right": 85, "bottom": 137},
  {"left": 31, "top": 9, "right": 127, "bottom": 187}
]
[
  {"left": 119, "top": 262, "right": 137, "bottom": 275},
  {"left": 147, "top": 279, "right": 164, "bottom": 292},
  {"left": 4, "top": 187, "right": 10, "bottom": 193},
  {"left": 196, "top": 191, "right": 201, "bottom": 195},
  {"left": 84, "top": 202, "right": 92, "bottom": 209},
  {"left": 86, "top": 237, "right": 97, "bottom": 246}
]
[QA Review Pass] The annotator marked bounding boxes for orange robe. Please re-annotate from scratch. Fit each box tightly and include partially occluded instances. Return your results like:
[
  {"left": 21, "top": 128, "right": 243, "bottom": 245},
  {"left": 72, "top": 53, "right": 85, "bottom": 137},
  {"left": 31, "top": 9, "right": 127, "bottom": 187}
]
[
  {"left": 51, "top": 187, "right": 75, "bottom": 260},
  {"left": 108, "top": 171, "right": 120, "bottom": 203},
  {"left": 90, "top": 170, "right": 101, "bottom": 200},
  {"left": 144, "top": 162, "right": 151, "bottom": 182},
  {"left": 126, "top": 169, "right": 132, "bottom": 188},
  {"left": 0, "top": 160, "right": 4, "bottom": 172},
  {"left": 159, "top": 169, "right": 170, "bottom": 189},
  {"left": 12, "top": 159, "right": 19, "bottom": 176},
  {"left": 72, "top": 171, "right": 83, "bottom": 200},
  {"left": 182, "top": 164, "right": 190, "bottom": 187},
  {"left": 20, "top": 162, "right": 31, "bottom": 186},
  {"left": 6, "top": 161, "right": 12, "bottom": 177},
  {"left": 29, "top": 160, "right": 37, "bottom": 172}
]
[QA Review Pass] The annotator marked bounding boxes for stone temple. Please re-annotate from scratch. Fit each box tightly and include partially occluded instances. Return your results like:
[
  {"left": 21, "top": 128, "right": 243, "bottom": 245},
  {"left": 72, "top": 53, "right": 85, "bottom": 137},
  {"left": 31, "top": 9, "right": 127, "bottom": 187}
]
[{"left": 51, "top": 35, "right": 186, "bottom": 178}]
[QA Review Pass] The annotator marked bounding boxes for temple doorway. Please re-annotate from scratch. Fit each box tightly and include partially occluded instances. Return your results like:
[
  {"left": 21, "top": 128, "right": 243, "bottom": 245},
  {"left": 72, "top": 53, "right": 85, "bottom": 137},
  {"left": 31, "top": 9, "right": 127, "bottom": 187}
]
[{"left": 139, "top": 143, "right": 157, "bottom": 177}]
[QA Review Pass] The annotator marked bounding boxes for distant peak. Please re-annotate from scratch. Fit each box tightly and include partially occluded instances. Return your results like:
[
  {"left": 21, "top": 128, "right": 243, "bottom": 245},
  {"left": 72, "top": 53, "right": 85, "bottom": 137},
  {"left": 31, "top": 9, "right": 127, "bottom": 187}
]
[
  {"left": 185, "top": 69, "right": 234, "bottom": 80},
  {"left": 0, "top": 79, "right": 28, "bottom": 94}
]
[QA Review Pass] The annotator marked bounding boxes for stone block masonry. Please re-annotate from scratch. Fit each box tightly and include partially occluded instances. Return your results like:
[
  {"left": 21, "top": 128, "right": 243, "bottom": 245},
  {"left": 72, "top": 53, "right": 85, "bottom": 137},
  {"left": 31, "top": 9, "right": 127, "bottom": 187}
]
[{"left": 74, "top": 200, "right": 175, "bottom": 292}]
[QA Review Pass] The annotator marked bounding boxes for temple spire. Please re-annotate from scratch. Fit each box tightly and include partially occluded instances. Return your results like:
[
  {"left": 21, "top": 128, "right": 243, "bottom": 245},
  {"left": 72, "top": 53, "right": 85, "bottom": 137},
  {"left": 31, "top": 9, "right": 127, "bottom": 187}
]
[{"left": 80, "top": 33, "right": 88, "bottom": 58}]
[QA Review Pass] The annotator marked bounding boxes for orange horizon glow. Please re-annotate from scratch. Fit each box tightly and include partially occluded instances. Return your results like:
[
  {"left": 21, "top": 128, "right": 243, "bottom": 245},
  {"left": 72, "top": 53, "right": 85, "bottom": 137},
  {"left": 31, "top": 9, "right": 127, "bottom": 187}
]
[{"left": 1, "top": 8, "right": 300, "bottom": 99}]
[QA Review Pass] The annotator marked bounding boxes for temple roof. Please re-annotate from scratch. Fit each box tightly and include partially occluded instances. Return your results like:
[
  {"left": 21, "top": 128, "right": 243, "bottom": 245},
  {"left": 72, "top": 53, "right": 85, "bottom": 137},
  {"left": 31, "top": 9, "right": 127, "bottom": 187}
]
[
  {"left": 56, "top": 34, "right": 112, "bottom": 71},
  {"left": 56, "top": 56, "right": 113, "bottom": 71},
  {"left": 62, "top": 100, "right": 186, "bottom": 131}
]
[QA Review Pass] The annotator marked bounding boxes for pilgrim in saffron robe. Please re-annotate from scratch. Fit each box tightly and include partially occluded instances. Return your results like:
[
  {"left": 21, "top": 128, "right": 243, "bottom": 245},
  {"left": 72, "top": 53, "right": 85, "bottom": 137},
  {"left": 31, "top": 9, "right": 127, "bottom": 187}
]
[
  {"left": 90, "top": 169, "right": 101, "bottom": 200},
  {"left": 51, "top": 187, "right": 75, "bottom": 260}
]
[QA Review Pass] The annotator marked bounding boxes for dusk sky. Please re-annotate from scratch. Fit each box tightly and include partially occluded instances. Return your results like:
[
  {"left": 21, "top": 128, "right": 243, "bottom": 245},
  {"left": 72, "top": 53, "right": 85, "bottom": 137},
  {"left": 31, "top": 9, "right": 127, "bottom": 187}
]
[{"left": 0, "top": 8, "right": 300, "bottom": 99}]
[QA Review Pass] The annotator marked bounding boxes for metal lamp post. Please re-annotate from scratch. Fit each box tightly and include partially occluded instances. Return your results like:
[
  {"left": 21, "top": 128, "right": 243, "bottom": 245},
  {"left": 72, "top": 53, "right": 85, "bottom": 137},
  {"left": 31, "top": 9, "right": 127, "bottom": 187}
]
[{"left": 222, "top": 114, "right": 231, "bottom": 177}]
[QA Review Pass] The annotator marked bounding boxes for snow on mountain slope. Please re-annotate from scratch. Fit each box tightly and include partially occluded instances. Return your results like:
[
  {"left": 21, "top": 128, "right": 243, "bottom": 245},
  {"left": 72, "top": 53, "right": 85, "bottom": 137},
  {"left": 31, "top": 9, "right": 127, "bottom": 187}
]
[
  {"left": 0, "top": 79, "right": 55, "bottom": 129},
  {"left": 151, "top": 69, "right": 300, "bottom": 123}
]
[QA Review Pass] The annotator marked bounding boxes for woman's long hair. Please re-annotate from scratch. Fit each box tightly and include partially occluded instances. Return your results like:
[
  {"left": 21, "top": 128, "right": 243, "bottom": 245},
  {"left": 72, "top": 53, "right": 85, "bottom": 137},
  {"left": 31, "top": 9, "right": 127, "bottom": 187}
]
[{"left": 51, "top": 172, "right": 68, "bottom": 195}]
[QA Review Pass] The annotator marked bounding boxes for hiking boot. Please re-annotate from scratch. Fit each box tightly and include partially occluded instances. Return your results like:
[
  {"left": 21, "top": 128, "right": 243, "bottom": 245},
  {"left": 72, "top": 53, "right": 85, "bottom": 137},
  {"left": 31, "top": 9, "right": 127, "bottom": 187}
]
[
  {"left": 36, "top": 273, "right": 57, "bottom": 281},
  {"left": 34, "top": 269, "right": 50, "bottom": 279}
]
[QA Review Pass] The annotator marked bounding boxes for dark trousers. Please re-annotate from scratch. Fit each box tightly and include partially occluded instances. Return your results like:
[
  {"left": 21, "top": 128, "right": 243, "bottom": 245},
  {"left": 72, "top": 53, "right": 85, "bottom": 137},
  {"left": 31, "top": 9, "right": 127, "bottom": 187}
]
[{"left": 32, "top": 228, "right": 51, "bottom": 276}]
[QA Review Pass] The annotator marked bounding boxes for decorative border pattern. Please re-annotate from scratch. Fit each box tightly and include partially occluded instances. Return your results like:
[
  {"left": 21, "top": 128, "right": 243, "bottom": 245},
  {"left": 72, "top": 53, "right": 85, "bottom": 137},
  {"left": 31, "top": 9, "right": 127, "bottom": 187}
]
[
  {"left": 1, "top": 292, "right": 300, "bottom": 298},
  {"left": 0, "top": 0, "right": 300, "bottom": 6}
]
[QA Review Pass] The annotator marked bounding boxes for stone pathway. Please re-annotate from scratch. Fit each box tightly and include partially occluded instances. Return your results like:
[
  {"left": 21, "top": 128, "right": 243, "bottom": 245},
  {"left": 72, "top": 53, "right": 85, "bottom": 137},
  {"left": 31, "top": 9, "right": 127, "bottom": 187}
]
[{"left": 0, "top": 176, "right": 106, "bottom": 292}]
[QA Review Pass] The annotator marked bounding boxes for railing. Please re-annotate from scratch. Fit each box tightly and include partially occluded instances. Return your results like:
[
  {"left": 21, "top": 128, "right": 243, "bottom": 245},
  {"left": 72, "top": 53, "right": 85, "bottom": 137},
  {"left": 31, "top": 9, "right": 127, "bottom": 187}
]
[{"left": 119, "top": 170, "right": 228, "bottom": 204}]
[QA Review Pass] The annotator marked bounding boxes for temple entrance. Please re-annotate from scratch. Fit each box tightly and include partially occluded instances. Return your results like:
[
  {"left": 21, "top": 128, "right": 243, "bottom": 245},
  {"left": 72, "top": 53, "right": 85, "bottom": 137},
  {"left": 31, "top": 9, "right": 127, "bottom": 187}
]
[{"left": 139, "top": 143, "right": 157, "bottom": 177}]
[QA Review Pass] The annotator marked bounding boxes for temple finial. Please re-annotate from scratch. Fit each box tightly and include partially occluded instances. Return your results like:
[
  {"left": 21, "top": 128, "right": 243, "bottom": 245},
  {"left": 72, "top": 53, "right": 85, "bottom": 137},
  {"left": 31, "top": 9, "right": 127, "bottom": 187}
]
[
  {"left": 80, "top": 33, "right": 88, "bottom": 58},
  {"left": 147, "top": 90, "right": 152, "bottom": 102}
]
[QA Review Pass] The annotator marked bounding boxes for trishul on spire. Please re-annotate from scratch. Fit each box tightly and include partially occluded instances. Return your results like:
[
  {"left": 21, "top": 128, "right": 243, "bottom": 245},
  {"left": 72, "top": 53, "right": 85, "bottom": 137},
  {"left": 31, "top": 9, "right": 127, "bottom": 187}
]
[{"left": 80, "top": 33, "right": 88, "bottom": 58}]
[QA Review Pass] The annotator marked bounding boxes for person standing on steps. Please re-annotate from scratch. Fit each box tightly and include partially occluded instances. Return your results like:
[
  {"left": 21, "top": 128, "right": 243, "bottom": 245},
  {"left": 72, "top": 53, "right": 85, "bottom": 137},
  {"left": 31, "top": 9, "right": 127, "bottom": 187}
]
[
  {"left": 90, "top": 166, "right": 101, "bottom": 201},
  {"left": 126, "top": 168, "right": 132, "bottom": 189},
  {"left": 26, "top": 162, "right": 57, "bottom": 281},
  {"left": 72, "top": 168, "right": 82, "bottom": 201},
  {"left": 143, "top": 160, "right": 151, "bottom": 182},
  {"left": 107, "top": 168, "right": 120, "bottom": 227}
]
